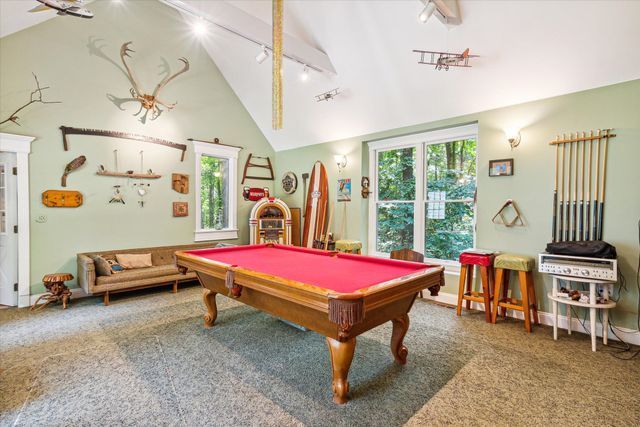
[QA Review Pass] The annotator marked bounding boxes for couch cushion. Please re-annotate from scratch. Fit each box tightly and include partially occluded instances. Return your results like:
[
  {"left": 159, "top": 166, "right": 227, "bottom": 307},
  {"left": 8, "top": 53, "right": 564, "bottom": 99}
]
[
  {"left": 116, "top": 253, "right": 153, "bottom": 269},
  {"left": 96, "top": 265, "right": 179, "bottom": 286},
  {"left": 92, "top": 255, "right": 112, "bottom": 276}
]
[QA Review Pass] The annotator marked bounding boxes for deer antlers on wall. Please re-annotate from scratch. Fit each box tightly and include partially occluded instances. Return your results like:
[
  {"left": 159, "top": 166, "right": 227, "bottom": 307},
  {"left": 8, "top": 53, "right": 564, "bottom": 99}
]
[{"left": 118, "top": 41, "right": 189, "bottom": 122}]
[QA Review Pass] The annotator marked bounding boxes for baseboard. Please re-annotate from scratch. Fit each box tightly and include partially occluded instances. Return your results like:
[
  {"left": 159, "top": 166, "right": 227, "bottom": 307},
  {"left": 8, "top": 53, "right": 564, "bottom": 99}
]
[
  {"left": 29, "top": 287, "right": 88, "bottom": 305},
  {"left": 424, "top": 292, "right": 640, "bottom": 346}
]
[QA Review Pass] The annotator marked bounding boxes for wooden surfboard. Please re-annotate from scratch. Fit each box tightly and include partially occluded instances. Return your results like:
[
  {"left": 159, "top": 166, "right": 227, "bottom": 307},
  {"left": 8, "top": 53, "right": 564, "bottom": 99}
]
[{"left": 302, "top": 161, "right": 328, "bottom": 248}]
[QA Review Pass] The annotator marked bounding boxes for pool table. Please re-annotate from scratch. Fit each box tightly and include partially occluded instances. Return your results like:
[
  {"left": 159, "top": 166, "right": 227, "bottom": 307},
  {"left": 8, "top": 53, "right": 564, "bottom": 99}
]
[{"left": 175, "top": 244, "right": 444, "bottom": 404}]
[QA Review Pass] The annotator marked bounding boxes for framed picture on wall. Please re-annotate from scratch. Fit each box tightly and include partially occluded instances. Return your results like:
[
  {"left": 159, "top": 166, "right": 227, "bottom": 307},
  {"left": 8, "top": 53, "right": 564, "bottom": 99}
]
[{"left": 489, "top": 158, "right": 514, "bottom": 177}]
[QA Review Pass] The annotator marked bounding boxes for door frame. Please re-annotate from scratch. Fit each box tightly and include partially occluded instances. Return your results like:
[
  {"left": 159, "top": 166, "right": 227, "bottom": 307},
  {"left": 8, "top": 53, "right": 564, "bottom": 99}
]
[{"left": 0, "top": 133, "right": 34, "bottom": 307}]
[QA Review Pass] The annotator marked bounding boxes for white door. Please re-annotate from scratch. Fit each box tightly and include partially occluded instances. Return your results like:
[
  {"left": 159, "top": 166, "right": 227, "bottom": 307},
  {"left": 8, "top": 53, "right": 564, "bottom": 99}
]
[{"left": 0, "top": 152, "right": 18, "bottom": 306}]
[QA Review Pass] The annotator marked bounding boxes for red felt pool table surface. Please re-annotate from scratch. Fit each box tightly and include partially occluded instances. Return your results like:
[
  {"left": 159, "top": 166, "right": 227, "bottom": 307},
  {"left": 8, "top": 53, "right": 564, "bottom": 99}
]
[{"left": 183, "top": 244, "right": 434, "bottom": 294}]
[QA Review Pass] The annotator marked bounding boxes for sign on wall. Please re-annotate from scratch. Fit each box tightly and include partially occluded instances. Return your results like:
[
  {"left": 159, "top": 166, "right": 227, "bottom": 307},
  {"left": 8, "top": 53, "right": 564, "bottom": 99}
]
[{"left": 337, "top": 178, "right": 351, "bottom": 202}]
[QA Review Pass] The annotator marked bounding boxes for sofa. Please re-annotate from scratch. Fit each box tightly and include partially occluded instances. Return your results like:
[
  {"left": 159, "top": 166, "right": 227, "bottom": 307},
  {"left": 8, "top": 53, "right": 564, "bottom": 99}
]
[{"left": 77, "top": 243, "right": 215, "bottom": 305}]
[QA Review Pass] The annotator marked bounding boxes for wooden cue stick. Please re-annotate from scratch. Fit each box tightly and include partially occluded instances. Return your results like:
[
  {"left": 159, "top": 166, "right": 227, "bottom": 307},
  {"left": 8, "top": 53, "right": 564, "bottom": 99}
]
[
  {"left": 559, "top": 135, "right": 566, "bottom": 241},
  {"left": 552, "top": 136, "right": 559, "bottom": 242},
  {"left": 579, "top": 132, "right": 585, "bottom": 241},
  {"left": 593, "top": 129, "right": 601, "bottom": 240},
  {"left": 598, "top": 129, "right": 609, "bottom": 240},
  {"left": 324, "top": 202, "right": 335, "bottom": 250},
  {"left": 585, "top": 130, "right": 593, "bottom": 240},
  {"left": 566, "top": 134, "right": 573, "bottom": 242},
  {"left": 571, "top": 132, "right": 580, "bottom": 242}
]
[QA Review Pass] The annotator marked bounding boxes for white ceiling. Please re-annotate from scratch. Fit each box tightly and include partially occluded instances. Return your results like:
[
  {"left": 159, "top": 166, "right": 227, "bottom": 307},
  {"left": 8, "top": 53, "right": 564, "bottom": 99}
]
[{"left": 2, "top": 1, "right": 640, "bottom": 151}]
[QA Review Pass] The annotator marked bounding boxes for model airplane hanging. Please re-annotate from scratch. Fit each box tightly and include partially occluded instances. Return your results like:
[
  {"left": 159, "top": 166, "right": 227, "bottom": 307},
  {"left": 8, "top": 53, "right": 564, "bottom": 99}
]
[
  {"left": 412, "top": 48, "right": 478, "bottom": 70},
  {"left": 29, "top": 0, "right": 93, "bottom": 19},
  {"left": 315, "top": 88, "right": 341, "bottom": 102}
]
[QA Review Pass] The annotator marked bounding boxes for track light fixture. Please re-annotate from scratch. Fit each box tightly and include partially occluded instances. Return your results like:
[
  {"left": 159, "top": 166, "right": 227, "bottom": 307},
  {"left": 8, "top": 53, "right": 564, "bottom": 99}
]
[
  {"left": 418, "top": 1, "right": 436, "bottom": 23},
  {"left": 255, "top": 46, "right": 269, "bottom": 64},
  {"left": 300, "top": 65, "right": 309, "bottom": 82}
]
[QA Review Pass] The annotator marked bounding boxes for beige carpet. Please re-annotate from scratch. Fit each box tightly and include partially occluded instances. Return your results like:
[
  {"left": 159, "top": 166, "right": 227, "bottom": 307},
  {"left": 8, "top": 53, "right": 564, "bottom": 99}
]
[{"left": 1, "top": 284, "right": 638, "bottom": 426}]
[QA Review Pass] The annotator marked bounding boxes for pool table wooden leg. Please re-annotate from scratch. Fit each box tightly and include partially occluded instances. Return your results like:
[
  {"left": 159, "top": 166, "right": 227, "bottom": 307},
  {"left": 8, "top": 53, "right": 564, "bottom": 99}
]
[
  {"left": 202, "top": 289, "right": 218, "bottom": 328},
  {"left": 390, "top": 313, "right": 409, "bottom": 365},
  {"left": 326, "top": 337, "right": 356, "bottom": 404}
]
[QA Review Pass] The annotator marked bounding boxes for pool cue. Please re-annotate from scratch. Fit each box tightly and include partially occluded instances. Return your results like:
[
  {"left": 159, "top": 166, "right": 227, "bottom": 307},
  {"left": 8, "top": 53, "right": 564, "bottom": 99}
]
[
  {"left": 572, "top": 133, "right": 579, "bottom": 241},
  {"left": 578, "top": 133, "right": 585, "bottom": 241},
  {"left": 592, "top": 129, "right": 601, "bottom": 240},
  {"left": 552, "top": 136, "right": 559, "bottom": 242},
  {"left": 324, "top": 202, "right": 335, "bottom": 250},
  {"left": 585, "top": 130, "right": 593, "bottom": 240},
  {"left": 597, "top": 129, "right": 610, "bottom": 240},
  {"left": 566, "top": 134, "right": 573, "bottom": 241},
  {"left": 559, "top": 135, "right": 566, "bottom": 241}
]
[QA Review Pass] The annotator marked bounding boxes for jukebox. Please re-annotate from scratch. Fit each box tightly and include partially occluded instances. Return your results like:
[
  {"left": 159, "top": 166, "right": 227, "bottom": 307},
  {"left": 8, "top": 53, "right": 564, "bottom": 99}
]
[{"left": 249, "top": 198, "right": 292, "bottom": 245}]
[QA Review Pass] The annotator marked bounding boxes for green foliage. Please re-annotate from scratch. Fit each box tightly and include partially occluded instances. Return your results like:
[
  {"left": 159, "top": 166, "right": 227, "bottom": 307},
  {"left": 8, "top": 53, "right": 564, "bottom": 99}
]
[
  {"left": 200, "top": 156, "right": 228, "bottom": 230},
  {"left": 376, "top": 140, "right": 477, "bottom": 260}
]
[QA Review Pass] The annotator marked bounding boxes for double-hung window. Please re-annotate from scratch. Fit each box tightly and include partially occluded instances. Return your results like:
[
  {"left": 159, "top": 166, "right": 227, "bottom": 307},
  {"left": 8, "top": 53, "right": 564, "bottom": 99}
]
[
  {"left": 193, "top": 140, "right": 241, "bottom": 241},
  {"left": 368, "top": 124, "right": 477, "bottom": 268}
]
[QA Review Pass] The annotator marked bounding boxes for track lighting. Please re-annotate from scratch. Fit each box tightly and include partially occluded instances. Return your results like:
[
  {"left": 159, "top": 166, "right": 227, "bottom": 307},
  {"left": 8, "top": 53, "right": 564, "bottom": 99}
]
[
  {"left": 300, "top": 65, "right": 309, "bottom": 82},
  {"left": 418, "top": 1, "right": 436, "bottom": 23},
  {"left": 255, "top": 46, "right": 269, "bottom": 64}
]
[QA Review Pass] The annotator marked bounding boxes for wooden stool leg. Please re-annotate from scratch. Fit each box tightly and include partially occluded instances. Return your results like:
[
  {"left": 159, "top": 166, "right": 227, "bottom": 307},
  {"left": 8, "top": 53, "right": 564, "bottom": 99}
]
[
  {"left": 465, "top": 266, "right": 473, "bottom": 310},
  {"left": 527, "top": 272, "right": 540, "bottom": 325},
  {"left": 491, "top": 268, "right": 504, "bottom": 323},
  {"left": 519, "top": 271, "right": 532, "bottom": 332},
  {"left": 501, "top": 272, "right": 510, "bottom": 319},
  {"left": 479, "top": 266, "right": 492, "bottom": 323},
  {"left": 456, "top": 264, "right": 468, "bottom": 316}
]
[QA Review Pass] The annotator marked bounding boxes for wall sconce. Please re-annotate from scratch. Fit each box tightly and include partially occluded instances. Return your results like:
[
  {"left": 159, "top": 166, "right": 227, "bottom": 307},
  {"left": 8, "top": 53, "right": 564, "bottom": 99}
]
[
  {"left": 334, "top": 154, "right": 347, "bottom": 172},
  {"left": 505, "top": 129, "right": 521, "bottom": 149}
]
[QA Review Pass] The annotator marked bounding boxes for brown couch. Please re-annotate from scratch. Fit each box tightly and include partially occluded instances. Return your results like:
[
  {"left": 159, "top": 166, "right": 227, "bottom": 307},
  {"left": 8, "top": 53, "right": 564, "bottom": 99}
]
[{"left": 77, "top": 243, "right": 215, "bottom": 305}]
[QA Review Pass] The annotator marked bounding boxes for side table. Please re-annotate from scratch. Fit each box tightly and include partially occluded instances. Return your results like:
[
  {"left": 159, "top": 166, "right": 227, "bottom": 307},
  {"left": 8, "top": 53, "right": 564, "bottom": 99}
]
[{"left": 548, "top": 274, "right": 616, "bottom": 352}]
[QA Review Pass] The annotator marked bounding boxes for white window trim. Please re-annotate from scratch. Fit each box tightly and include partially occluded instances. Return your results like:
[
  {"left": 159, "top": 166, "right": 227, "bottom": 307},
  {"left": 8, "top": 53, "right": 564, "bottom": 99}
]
[
  {"left": 192, "top": 140, "right": 241, "bottom": 242},
  {"left": 367, "top": 124, "right": 478, "bottom": 271}
]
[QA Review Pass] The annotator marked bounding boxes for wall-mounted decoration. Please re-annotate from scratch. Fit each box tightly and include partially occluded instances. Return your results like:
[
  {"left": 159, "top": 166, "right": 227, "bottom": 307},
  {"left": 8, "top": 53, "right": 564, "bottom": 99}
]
[
  {"left": 337, "top": 178, "right": 351, "bottom": 202},
  {"left": 116, "top": 42, "right": 190, "bottom": 123},
  {"left": 187, "top": 137, "right": 243, "bottom": 150},
  {"left": 242, "top": 153, "right": 275, "bottom": 184},
  {"left": 492, "top": 199, "right": 524, "bottom": 227},
  {"left": 29, "top": 0, "right": 94, "bottom": 19},
  {"left": 97, "top": 150, "right": 161, "bottom": 179},
  {"left": 412, "top": 48, "right": 478, "bottom": 71},
  {"left": 42, "top": 190, "right": 83, "bottom": 208},
  {"left": 549, "top": 129, "right": 615, "bottom": 242},
  {"left": 109, "top": 185, "right": 125, "bottom": 204},
  {"left": 1, "top": 74, "right": 61, "bottom": 127},
  {"left": 302, "top": 161, "right": 328, "bottom": 248},
  {"left": 281, "top": 172, "right": 297, "bottom": 194},
  {"left": 361, "top": 176, "right": 371, "bottom": 198},
  {"left": 61, "top": 155, "right": 86, "bottom": 187},
  {"left": 173, "top": 202, "right": 188, "bottom": 217},
  {"left": 243, "top": 187, "right": 270, "bottom": 202},
  {"left": 60, "top": 126, "right": 187, "bottom": 161},
  {"left": 172, "top": 173, "right": 189, "bottom": 194},
  {"left": 315, "top": 88, "right": 341, "bottom": 102},
  {"left": 489, "top": 158, "right": 514, "bottom": 177},
  {"left": 132, "top": 151, "right": 152, "bottom": 207}
]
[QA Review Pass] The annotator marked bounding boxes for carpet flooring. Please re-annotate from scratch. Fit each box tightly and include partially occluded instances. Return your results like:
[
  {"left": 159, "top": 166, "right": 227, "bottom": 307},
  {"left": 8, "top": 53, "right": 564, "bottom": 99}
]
[{"left": 1, "top": 284, "right": 639, "bottom": 426}]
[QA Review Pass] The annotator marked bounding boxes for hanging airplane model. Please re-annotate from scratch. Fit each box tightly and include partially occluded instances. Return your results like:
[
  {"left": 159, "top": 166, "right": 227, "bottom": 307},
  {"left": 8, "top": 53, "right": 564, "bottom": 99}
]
[
  {"left": 315, "top": 88, "right": 341, "bottom": 102},
  {"left": 412, "top": 48, "right": 478, "bottom": 70},
  {"left": 29, "top": 0, "right": 94, "bottom": 19}
]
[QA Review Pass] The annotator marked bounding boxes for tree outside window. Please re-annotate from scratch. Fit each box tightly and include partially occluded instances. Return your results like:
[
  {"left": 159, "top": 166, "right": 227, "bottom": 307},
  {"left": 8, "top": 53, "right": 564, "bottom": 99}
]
[{"left": 200, "top": 156, "right": 229, "bottom": 230}]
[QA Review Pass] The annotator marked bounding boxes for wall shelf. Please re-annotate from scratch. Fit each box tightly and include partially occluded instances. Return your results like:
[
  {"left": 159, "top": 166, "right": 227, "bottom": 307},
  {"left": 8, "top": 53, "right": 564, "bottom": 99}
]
[{"left": 96, "top": 171, "right": 161, "bottom": 179}]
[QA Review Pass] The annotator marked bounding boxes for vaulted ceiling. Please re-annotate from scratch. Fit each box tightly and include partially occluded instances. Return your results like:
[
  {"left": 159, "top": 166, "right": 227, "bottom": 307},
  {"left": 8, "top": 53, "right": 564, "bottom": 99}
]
[{"left": 2, "top": 1, "right": 640, "bottom": 151}]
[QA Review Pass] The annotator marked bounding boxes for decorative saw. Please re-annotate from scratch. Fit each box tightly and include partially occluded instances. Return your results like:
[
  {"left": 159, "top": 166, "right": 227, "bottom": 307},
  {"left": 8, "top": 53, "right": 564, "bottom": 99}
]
[
  {"left": 117, "top": 42, "right": 190, "bottom": 122},
  {"left": 29, "top": 0, "right": 93, "bottom": 19},
  {"left": 412, "top": 48, "right": 478, "bottom": 70}
]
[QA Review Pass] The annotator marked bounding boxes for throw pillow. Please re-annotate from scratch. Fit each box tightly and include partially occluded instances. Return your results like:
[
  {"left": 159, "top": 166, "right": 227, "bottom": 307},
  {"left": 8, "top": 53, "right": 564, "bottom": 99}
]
[
  {"left": 116, "top": 253, "right": 153, "bottom": 269},
  {"left": 92, "top": 255, "right": 112, "bottom": 276},
  {"left": 107, "top": 259, "right": 124, "bottom": 273}
]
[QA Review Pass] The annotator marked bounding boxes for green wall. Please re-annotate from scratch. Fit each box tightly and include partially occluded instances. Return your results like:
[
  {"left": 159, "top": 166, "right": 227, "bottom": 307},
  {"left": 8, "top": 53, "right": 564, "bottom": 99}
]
[
  {"left": 275, "top": 79, "right": 640, "bottom": 330},
  {"left": 0, "top": 0, "right": 274, "bottom": 293}
]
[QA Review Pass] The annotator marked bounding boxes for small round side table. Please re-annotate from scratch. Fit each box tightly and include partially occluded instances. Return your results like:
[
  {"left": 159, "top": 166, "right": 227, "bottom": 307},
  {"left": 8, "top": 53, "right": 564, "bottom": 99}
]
[{"left": 30, "top": 273, "right": 74, "bottom": 311}]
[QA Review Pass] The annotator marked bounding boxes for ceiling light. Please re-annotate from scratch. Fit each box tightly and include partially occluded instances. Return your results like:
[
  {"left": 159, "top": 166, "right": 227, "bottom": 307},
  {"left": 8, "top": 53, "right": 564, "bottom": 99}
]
[
  {"left": 418, "top": 1, "right": 436, "bottom": 23},
  {"left": 255, "top": 46, "right": 269, "bottom": 64},
  {"left": 300, "top": 65, "right": 309, "bottom": 82},
  {"left": 192, "top": 18, "right": 207, "bottom": 37}
]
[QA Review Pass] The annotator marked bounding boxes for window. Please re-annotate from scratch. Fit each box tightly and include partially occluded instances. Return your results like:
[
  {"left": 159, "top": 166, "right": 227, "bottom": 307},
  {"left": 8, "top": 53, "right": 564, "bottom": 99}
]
[
  {"left": 368, "top": 124, "right": 477, "bottom": 266},
  {"left": 193, "top": 140, "right": 241, "bottom": 241}
]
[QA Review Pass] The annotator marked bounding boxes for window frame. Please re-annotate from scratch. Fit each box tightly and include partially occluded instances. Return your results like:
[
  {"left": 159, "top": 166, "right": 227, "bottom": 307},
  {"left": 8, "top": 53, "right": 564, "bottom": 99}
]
[
  {"left": 192, "top": 140, "right": 241, "bottom": 242},
  {"left": 367, "top": 124, "right": 478, "bottom": 271}
]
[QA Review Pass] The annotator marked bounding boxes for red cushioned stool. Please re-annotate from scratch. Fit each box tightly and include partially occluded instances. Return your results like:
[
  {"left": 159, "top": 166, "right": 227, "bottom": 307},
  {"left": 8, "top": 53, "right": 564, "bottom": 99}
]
[{"left": 456, "top": 252, "right": 495, "bottom": 323}]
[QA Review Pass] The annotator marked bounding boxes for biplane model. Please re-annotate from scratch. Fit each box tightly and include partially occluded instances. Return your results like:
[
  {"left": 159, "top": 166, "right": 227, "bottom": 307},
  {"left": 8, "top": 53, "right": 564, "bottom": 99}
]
[
  {"left": 315, "top": 88, "right": 341, "bottom": 102},
  {"left": 29, "top": 0, "right": 94, "bottom": 19},
  {"left": 412, "top": 48, "right": 478, "bottom": 70}
]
